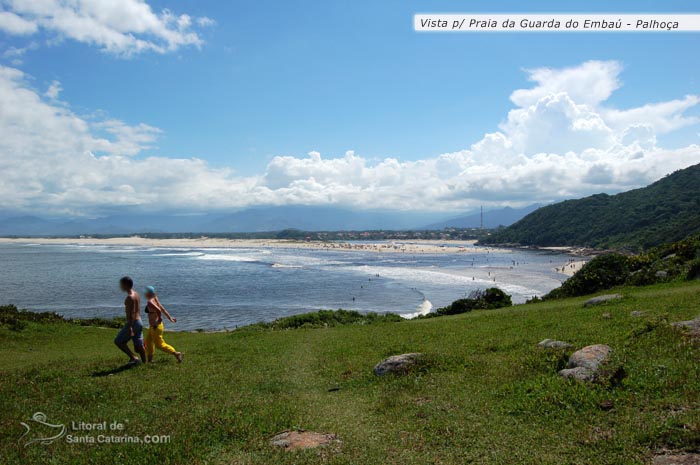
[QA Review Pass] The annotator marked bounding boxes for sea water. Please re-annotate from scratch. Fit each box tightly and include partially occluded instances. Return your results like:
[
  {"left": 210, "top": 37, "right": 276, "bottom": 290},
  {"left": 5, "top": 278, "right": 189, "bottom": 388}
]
[{"left": 0, "top": 242, "right": 573, "bottom": 330}]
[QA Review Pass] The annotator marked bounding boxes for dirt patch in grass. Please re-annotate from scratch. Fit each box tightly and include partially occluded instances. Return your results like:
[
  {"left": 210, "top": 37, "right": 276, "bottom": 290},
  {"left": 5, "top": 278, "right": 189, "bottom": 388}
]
[
  {"left": 270, "top": 430, "right": 340, "bottom": 451},
  {"left": 653, "top": 453, "right": 700, "bottom": 465}
]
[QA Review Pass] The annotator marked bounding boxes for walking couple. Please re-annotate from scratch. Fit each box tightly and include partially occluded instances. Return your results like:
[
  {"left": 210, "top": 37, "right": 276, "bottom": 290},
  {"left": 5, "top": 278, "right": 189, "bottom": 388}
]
[{"left": 115, "top": 276, "right": 184, "bottom": 366}]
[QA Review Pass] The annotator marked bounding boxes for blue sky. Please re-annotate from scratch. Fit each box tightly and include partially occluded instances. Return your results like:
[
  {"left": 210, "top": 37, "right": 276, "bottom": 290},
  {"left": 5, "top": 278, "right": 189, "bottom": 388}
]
[{"left": 0, "top": 0, "right": 699, "bottom": 216}]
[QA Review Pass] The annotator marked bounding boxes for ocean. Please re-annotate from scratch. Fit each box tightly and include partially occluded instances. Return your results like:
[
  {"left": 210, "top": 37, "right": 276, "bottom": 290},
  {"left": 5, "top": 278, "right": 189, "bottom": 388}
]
[{"left": 0, "top": 242, "right": 573, "bottom": 330}]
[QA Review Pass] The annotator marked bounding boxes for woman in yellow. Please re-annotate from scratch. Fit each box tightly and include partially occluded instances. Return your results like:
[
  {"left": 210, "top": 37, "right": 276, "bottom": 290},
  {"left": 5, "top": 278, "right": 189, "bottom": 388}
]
[{"left": 144, "top": 286, "right": 184, "bottom": 363}]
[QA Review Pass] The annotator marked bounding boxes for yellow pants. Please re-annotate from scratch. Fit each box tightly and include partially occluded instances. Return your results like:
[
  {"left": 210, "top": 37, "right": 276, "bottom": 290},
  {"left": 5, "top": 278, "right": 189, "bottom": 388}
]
[{"left": 145, "top": 323, "right": 177, "bottom": 356}]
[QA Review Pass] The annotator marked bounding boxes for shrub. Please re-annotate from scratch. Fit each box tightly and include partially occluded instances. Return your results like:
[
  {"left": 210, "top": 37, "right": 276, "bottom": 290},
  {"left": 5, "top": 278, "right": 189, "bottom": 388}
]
[
  {"left": 687, "top": 260, "right": 700, "bottom": 281},
  {"left": 0, "top": 305, "right": 126, "bottom": 330},
  {"left": 73, "top": 317, "right": 126, "bottom": 329},
  {"left": 436, "top": 288, "right": 512, "bottom": 316},
  {"left": 0, "top": 304, "right": 66, "bottom": 330},
  {"left": 254, "top": 309, "right": 403, "bottom": 330},
  {"left": 0, "top": 305, "right": 22, "bottom": 331},
  {"left": 545, "top": 254, "right": 631, "bottom": 299}
]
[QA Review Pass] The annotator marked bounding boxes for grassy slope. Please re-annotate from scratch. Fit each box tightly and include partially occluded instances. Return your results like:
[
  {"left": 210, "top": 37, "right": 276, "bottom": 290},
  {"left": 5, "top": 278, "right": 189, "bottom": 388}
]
[{"left": 1, "top": 282, "right": 699, "bottom": 465}]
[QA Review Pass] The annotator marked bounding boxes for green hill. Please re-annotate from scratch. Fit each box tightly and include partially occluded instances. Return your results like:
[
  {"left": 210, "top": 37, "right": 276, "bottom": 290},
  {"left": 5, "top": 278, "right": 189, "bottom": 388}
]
[{"left": 482, "top": 163, "right": 700, "bottom": 251}]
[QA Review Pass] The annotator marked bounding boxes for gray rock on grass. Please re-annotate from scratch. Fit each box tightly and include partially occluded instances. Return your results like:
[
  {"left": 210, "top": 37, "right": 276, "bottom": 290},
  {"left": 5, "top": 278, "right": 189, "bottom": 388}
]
[
  {"left": 672, "top": 318, "right": 700, "bottom": 335},
  {"left": 583, "top": 294, "right": 623, "bottom": 307},
  {"left": 558, "top": 344, "right": 612, "bottom": 382},
  {"left": 538, "top": 339, "right": 573, "bottom": 350},
  {"left": 568, "top": 344, "right": 612, "bottom": 370},
  {"left": 373, "top": 353, "right": 423, "bottom": 376},
  {"left": 559, "top": 366, "right": 596, "bottom": 382},
  {"left": 630, "top": 311, "right": 644, "bottom": 318}
]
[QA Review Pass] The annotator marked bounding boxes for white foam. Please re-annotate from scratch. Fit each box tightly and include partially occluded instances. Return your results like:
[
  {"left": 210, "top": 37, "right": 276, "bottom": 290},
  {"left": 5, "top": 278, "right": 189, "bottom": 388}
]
[
  {"left": 93, "top": 248, "right": 143, "bottom": 253},
  {"left": 195, "top": 253, "right": 259, "bottom": 262},
  {"left": 154, "top": 252, "right": 205, "bottom": 257},
  {"left": 400, "top": 299, "right": 433, "bottom": 319},
  {"left": 192, "top": 247, "right": 258, "bottom": 253},
  {"left": 347, "top": 265, "right": 540, "bottom": 297},
  {"left": 271, "top": 263, "right": 303, "bottom": 269}
]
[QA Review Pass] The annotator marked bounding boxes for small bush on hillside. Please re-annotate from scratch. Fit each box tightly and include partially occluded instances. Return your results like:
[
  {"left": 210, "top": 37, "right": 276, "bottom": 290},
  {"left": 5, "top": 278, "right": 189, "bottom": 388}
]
[
  {"left": 0, "top": 304, "right": 65, "bottom": 331},
  {"left": 628, "top": 234, "right": 700, "bottom": 285},
  {"left": 436, "top": 288, "right": 512, "bottom": 316},
  {"left": 255, "top": 309, "right": 403, "bottom": 330},
  {"left": 0, "top": 305, "right": 23, "bottom": 331},
  {"left": 73, "top": 317, "right": 126, "bottom": 329},
  {"left": 545, "top": 254, "right": 631, "bottom": 299},
  {"left": 687, "top": 260, "right": 700, "bottom": 281},
  {"left": 0, "top": 305, "right": 127, "bottom": 330}
]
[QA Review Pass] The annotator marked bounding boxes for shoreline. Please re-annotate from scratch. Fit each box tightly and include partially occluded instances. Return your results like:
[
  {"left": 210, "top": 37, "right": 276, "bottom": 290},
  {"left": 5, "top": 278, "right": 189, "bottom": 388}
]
[
  {"left": 554, "top": 259, "right": 588, "bottom": 277},
  {"left": 0, "top": 236, "right": 514, "bottom": 255}
]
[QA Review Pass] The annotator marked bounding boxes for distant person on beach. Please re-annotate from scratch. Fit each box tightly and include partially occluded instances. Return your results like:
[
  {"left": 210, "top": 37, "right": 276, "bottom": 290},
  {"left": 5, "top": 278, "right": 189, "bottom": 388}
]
[
  {"left": 115, "top": 276, "right": 147, "bottom": 366},
  {"left": 143, "top": 286, "right": 183, "bottom": 363}
]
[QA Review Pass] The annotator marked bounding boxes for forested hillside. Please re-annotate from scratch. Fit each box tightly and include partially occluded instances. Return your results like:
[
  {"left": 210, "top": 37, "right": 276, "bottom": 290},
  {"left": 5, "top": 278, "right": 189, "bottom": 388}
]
[{"left": 482, "top": 163, "right": 700, "bottom": 250}]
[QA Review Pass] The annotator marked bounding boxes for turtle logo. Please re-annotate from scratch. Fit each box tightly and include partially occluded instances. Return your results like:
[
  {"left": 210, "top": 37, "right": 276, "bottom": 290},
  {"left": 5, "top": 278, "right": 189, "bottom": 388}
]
[{"left": 19, "top": 412, "right": 66, "bottom": 446}]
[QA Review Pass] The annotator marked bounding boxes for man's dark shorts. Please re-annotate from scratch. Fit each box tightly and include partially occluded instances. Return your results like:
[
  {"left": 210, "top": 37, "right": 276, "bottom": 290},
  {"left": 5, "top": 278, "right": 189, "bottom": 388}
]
[{"left": 114, "top": 319, "right": 144, "bottom": 347}]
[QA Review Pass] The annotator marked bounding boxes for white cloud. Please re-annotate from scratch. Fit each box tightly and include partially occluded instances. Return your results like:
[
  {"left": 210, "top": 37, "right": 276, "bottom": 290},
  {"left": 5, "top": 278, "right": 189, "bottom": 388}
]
[
  {"left": 44, "top": 79, "right": 61, "bottom": 99},
  {"left": 0, "top": 65, "right": 255, "bottom": 214},
  {"left": 1, "top": 41, "right": 37, "bottom": 65},
  {"left": 501, "top": 92, "right": 615, "bottom": 155},
  {"left": 196, "top": 17, "right": 216, "bottom": 27},
  {"left": 603, "top": 95, "right": 700, "bottom": 135},
  {"left": 510, "top": 60, "right": 622, "bottom": 107},
  {"left": 0, "top": 61, "right": 699, "bottom": 217},
  {"left": 0, "top": 0, "right": 212, "bottom": 56},
  {"left": 0, "top": 10, "right": 37, "bottom": 34},
  {"left": 2, "top": 40, "right": 37, "bottom": 56}
]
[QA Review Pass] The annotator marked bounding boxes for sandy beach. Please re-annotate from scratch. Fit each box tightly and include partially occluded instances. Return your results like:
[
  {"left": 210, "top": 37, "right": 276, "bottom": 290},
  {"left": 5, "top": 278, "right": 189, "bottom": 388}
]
[
  {"left": 0, "top": 237, "right": 512, "bottom": 255},
  {"left": 554, "top": 260, "right": 588, "bottom": 277}
]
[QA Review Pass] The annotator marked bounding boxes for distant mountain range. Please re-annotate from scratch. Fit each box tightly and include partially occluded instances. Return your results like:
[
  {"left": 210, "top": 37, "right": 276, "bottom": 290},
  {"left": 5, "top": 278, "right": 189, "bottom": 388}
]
[
  {"left": 482, "top": 163, "right": 700, "bottom": 251},
  {"left": 0, "top": 213, "right": 212, "bottom": 236},
  {"left": 420, "top": 204, "right": 542, "bottom": 230},
  {"left": 198, "top": 206, "right": 445, "bottom": 232},
  {"left": 0, "top": 204, "right": 538, "bottom": 237}
]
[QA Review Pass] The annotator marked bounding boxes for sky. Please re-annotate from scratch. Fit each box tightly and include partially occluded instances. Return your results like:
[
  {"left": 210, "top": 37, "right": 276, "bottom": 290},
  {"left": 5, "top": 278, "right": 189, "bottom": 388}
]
[{"left": 0, "top": 0, "right": 699, "bottom": 217}]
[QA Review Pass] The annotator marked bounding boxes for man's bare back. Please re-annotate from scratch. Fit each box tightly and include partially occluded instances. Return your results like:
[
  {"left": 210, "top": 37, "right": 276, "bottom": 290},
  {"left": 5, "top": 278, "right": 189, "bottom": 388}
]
[{"left": 125, "top": 291, "right": 142, "bottom": 324}]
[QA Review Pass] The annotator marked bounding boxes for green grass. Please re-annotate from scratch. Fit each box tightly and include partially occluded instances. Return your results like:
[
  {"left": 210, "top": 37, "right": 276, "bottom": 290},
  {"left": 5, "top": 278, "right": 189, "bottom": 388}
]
[{"left": 1, "top": 282, "right": 699, "bottom": 465}]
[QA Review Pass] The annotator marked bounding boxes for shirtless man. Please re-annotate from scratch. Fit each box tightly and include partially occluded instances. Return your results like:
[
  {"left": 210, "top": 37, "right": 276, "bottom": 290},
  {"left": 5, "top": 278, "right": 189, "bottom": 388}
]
[{"left": 114, "top": 276, "right": 147, "bottom": 365}]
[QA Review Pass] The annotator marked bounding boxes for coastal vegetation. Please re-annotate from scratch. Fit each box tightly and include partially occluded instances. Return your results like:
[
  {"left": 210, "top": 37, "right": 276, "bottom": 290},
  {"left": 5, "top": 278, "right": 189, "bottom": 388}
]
[
  {"left": 0, "top": 305, "right": 125, "bottom": 331},
  {"left": 434, "top": 288, "right": 513, "bottom": 316},
  {"left": 249, "top": 309, "right": 403, "bottom": 330},
  {"left": 543, "top": 234, "right": 700, "bottom": 300},
  {"left": 482, "top": 163, "right": 700, "bottom": 251}
]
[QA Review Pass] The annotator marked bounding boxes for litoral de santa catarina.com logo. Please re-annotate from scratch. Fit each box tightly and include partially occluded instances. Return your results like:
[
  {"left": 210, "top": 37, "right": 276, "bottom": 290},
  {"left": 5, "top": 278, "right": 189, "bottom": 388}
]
[
  {"left": 19, "top": 412, "right": 171, "bottom": 446},
  {"left": 19, "top": 413, "right": 66, "bottom": 446}
]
